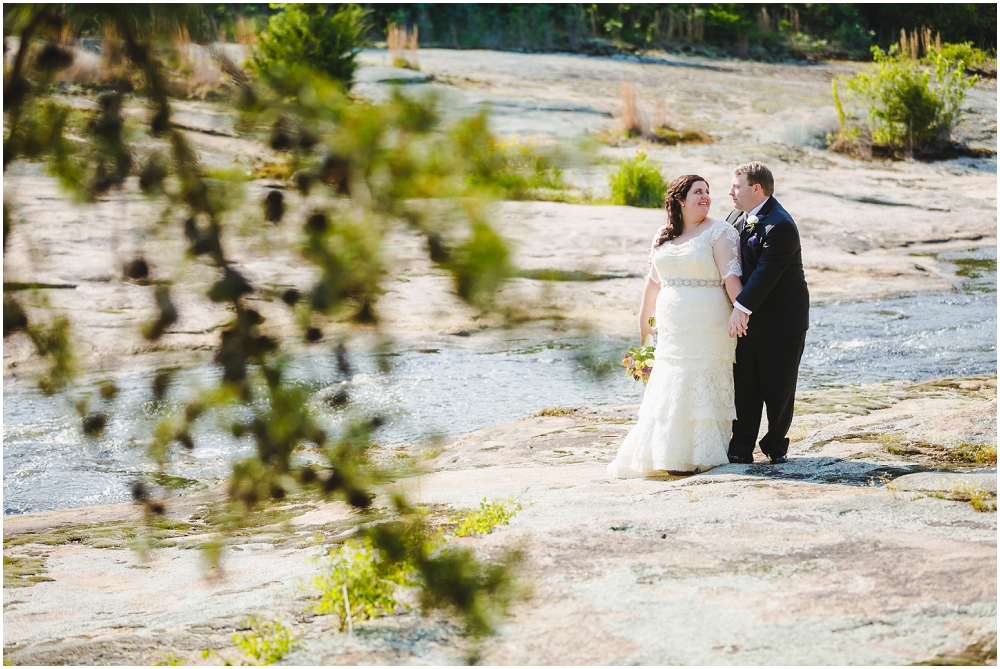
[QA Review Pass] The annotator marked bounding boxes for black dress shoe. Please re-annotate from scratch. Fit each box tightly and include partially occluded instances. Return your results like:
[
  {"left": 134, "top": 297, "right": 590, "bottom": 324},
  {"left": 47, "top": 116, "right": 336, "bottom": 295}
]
[
  {"left": 769, "top": 455, "right": 788, "bottom": 464},
  {"left": 728, "top": 454, "right": 753, "bottom": 464}
]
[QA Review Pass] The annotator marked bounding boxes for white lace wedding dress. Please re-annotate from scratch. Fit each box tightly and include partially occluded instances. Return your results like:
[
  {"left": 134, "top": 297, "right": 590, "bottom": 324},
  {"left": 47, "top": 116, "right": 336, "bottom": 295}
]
[{"left": 607, "top": 219, "right": 742, "bottom": 477}]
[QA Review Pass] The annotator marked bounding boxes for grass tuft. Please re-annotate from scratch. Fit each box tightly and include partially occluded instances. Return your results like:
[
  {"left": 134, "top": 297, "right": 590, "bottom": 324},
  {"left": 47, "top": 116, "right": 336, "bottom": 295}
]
[
  {"left": 534, "top": 407, "right": 580, "bottom": 417},
  {"left": 232, "top": 616, "right": 301, "bottom": 665},
  {"left": 308, "top": 536, "right": 418, "bottom": 629},
  {"left": 947, "top": 442, "right": 997, "bottom": 466},
  {"left": 608, "top": 150, "right": 666, "bottom": 208},
  {"left": 969, "top": 490, "right": 997, "bottom": 512},
  {"left": 154, "top": 651, "right": 188, "bottom": 666},
  {"left": 454, "top": 496, "right": 523, "bottom": 536},
  {"left": 387, "top": 23, "right": 420, "bottom": 70},
  {"left": 619, "top": 83, "right": 644, "bottom": 137},
  {"left": 3, "top": 555, "right": 53, "bottom": 588}
]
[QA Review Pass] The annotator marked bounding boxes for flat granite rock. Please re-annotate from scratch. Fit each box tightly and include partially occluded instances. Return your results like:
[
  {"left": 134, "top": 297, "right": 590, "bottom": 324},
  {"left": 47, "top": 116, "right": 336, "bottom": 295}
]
[
  {"left": 4, "top": 378, "right": 996, "bottom": 666},
  {"left": 892, "top": 470, "right": 998, "bottom": 494},
  {"left": 353, "top": 65, "right": 432, "bottom": 84}
]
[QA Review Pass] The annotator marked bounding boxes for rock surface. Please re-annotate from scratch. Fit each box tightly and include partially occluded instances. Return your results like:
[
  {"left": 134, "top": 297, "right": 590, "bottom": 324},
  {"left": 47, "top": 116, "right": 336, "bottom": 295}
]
[
  {"left": 4, "top": 377, "right": 996, "bottom": 665},
  {"left": 3, "top": 50, "right": 996, "bottom": 385},
  {"left": 3, "top": 47, "right": 997, "bottom": 665}
]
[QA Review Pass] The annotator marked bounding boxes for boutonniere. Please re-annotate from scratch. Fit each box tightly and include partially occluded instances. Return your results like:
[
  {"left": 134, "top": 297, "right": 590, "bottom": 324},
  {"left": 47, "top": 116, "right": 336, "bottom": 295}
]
[{"left": 745, "top": 214, "right": 761, "bottom": 233}]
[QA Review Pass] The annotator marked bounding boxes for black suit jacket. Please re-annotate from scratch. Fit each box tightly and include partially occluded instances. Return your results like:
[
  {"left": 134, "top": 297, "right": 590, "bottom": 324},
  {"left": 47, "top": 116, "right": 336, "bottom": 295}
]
[{"left": 728, "top": 197, "right": 809, "bottom": 338}]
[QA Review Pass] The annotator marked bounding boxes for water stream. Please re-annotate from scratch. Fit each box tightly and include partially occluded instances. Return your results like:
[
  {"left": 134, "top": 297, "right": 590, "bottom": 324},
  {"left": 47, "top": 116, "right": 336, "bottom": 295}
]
[{"left": 4, "top": 247, "right": 995, "bottom": 515}]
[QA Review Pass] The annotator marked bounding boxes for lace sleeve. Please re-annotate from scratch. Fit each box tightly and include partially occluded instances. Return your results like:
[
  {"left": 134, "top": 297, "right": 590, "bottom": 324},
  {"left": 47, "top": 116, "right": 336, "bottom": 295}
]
[
  {"left": 711, "top": 222, "right": 742, "bottom": 280},
  {"left": 647, "top": 227, "right": 665, "bottom": 282}
]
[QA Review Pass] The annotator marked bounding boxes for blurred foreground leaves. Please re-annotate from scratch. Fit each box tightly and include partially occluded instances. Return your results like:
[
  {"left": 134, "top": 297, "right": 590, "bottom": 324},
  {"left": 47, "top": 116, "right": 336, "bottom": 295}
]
[{"left": 2, "top": 3, "right": 536, "bottom": 639}]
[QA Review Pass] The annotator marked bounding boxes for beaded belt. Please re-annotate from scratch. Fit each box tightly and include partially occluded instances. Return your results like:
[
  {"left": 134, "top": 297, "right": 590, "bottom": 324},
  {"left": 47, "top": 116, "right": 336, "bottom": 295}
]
[{"left": 661, "top": 279, "right": 724, "bottom": 287}]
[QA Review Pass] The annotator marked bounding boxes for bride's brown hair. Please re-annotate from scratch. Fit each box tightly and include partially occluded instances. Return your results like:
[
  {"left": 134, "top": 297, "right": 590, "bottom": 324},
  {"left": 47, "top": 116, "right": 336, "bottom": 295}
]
[{"left": 653, "top": 174, "right": 708, "bottom": 248}]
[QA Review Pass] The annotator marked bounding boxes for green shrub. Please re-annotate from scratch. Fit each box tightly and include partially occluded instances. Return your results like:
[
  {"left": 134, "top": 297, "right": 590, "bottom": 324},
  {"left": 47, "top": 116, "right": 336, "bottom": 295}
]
[
  {"left": 492, "top": 138, "right": 565, "bottom": 197},
  {"left": 454, "top": 496, "right": 522, "bottom": 536},
  {"left": 932, "top": 42, "right": 997, "bottom": 74},
  {"left": 827, "top": 78, "right": 863, "bottom": 150},
  {"left": 841, "top": 46, "right": 976, "bottom": 154},
  {"left": 232, "top": 616, "right": 300, "bottom": 665},
  {"left": 251, "top": 4, "right": 370, "bottom": 87},
  {"left": 609, "top": 150, "right": 666, "bottom": 208},
  {"left": 309, "top": 536, "right": 418, "bottom": 629},
  {"left": 459, "top": 114, "right": 566, "bottom": 200},
  {"left": 308, "top": 509, "right": 524, "bottom": 638}
]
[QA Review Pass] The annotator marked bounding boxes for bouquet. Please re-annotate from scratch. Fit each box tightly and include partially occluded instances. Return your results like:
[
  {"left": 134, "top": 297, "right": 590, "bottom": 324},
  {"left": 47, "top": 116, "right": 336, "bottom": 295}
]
[{"left": 623, "top": 317, "right": 656, "bottom": 387}]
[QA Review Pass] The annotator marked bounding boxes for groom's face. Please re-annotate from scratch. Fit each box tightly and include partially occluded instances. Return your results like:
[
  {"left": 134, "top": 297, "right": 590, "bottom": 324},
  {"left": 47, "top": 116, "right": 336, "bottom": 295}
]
[{"left": 730, "top": 174, "right": 763, "bottom": 212}]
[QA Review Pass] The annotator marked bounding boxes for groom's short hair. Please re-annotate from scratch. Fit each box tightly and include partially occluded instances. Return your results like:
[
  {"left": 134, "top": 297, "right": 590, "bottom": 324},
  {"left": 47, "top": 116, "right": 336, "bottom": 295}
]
[{"left": 733, "top": 161, "right": 774, "bottom": 196}]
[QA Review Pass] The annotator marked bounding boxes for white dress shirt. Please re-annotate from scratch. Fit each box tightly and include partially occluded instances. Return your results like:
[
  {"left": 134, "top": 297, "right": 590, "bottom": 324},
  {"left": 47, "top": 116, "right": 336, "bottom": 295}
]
[{"left": 733, "top": 196, "right": 769, "bottom": 316}]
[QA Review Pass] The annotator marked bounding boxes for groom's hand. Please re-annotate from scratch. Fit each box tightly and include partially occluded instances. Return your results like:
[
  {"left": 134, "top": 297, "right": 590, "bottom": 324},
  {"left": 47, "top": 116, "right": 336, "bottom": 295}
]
[{"left": 729, "top": 309, "right": 749, "bottom": 338}]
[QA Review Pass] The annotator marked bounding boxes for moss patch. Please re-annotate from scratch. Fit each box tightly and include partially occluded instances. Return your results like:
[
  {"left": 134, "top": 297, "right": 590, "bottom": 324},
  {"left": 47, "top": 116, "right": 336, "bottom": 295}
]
[
  {"left": 3, "top": 555, "right": 54, "bottom": 588},
  {"left": 796, "top": 375, "right": 996, "bottom": 419},
  {"left": 534, "top": 407, "right": 581, "bottom": 418},
  {"left": 812, "top": 431, "right": 996, "bottom": 468},
  {"left": 948, "top": 442, "right": 998, "bottom": 466},
  {"left": 925, "top": 484, "right": 998, "bottom": 513},
  {"left": 915, "top": 635, "right": 997, "bottom": 665},
  {"left": 647, "top": 127, "right": 713, "bottom": 145},
  {"left": 151, "top": 473, "right": 205, "bottom": 491},
  {"left": 3, "top": 518, "right": 196, "bottom": 551},
  {"left": 912, "top": 375, "right": 997, "bottom": 400},
  {"left": 795, "top": 386, "right": 911, "bottom": 416}
]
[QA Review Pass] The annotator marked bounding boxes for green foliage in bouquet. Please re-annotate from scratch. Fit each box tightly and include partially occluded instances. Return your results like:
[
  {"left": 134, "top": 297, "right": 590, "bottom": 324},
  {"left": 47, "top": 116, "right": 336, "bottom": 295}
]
[
  {"left": 623, "top": 345, "right": 656, "bottom": 387},
  {"left": 609, "top": 150, "right": 666, "bottom": 208}
]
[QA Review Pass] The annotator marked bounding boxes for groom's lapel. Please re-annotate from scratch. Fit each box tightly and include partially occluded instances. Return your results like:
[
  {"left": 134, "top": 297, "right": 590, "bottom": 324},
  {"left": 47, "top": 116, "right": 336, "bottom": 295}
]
[
  {"left": 756, "top": 196, "right": 777, "bottom": 222},
  {"left": 738, "top": 212, "right": 751, "bottom": 240},
  {"left": 726, "top": 209, "right": 742, "bottom": 227}
]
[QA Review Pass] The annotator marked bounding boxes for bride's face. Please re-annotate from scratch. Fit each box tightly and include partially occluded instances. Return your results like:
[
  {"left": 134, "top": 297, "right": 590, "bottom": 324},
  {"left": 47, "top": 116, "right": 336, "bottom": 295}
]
[{"left": 683, "top": 181, "right": 711, "bottom": 219}]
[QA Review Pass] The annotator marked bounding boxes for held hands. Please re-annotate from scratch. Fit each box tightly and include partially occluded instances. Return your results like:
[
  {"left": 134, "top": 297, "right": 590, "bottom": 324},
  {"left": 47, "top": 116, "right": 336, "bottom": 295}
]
[{"left": 728, "top": 308, "right": 749, "bottom": 338}]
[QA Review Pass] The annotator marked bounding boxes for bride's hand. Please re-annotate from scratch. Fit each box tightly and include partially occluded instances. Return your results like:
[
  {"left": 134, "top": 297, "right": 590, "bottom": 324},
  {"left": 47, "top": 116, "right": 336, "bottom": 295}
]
[
  {"left": 728, "top": 308, "right": 749, "bottom": 338},
  {"left": 639, "top": 324, "right": 655, "bottom": 345}
]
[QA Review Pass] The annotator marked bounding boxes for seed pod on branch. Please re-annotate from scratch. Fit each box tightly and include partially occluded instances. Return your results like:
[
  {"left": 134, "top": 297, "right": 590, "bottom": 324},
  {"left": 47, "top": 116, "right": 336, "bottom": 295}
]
[
  {"left": 35, "top": 43, "right": 73, "bottom": 74},
  {"left": 264, "top": 189, "right": 284, "bottom": 223},
  {"left": 122, "top": 256, "right": 150, "bottom": 283},
  {"left": 143, "top": 286, "right": 178, "bottom": 341}
]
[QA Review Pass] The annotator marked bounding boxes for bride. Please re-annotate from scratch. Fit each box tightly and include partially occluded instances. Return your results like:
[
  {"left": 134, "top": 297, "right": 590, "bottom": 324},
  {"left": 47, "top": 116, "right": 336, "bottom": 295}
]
[{"left": 607, "top": 174, "right": 744, "bottom": 477}]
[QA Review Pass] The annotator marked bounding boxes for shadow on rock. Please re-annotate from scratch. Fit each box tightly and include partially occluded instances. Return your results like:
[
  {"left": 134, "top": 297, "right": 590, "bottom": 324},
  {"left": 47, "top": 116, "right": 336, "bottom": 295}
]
[{"left": 721, "top": 457, "right": 927, "bottom": 487}]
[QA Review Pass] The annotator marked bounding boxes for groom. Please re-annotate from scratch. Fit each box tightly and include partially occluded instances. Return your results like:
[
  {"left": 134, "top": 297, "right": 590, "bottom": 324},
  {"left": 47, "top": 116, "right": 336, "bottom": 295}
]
[{"left": 725, "top": 162, "right": 809, "bottom": 465}]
